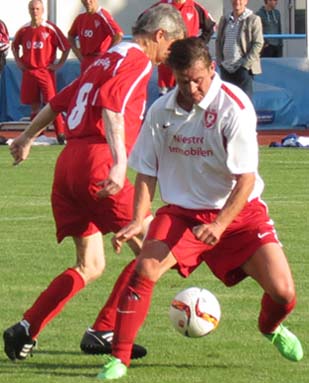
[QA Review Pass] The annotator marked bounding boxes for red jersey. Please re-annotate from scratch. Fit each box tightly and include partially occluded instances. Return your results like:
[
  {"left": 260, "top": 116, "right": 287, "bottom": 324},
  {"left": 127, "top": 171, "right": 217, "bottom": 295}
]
[
  {"left": 0, "top": 20, "right": 9, "bottom": 53},
  {"left": 68, "top": 7, "right": 123, "bottom": 58},
  {"left": 151, "top": 0, "right": 215, "bottom": 42},
  {"left": 12, "top": 20, "right": 70, "bottom": 69},
  {"left": 50, "top": 42, "right": 152, "bottom": 153}
]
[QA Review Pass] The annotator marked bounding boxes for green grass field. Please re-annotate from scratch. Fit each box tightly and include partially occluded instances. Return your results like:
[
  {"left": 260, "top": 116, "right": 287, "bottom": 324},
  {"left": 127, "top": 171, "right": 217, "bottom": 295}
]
[{"left": 0, "top": 146, "right": 308, "bottom": 383}]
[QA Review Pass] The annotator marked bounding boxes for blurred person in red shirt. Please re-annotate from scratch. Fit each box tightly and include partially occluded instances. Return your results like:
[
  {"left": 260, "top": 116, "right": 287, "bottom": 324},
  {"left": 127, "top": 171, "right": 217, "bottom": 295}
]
[
  {"left": 68, "top": 0, "right": 123, "bottom": 72},
  {"left": 0, "top": 19, "right": 9, "bottom": 76},
  {"left": 143, "top": 0, "right": 216, "bottom": 95},
  {"left": 12, "top": 0, "right": 70, "bottom": 144}
]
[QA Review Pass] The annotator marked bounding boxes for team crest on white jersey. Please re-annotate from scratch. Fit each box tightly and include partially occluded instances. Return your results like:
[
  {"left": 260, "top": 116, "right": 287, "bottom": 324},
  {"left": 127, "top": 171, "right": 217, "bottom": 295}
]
[
  {"left": 204, "top": 111, "right": 217, "bottom": 128},
  {"left": 186, "top": 12, "right": 194, "bottom": 21},
  {"left": 95, "top": 20, "right": 100, "bottom": 29}
]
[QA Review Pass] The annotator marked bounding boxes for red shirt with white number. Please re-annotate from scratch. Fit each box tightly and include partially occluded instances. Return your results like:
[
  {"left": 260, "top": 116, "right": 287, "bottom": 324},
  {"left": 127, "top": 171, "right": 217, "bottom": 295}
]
[
  {"left": 12, "top": 20, "right": 70, "bottom": 69},
  {"left": 50, "top": 42, "right": 152, "bottom": 153},
  {"left": 68, "top": 7, "right": 123, "bottom": 58}
]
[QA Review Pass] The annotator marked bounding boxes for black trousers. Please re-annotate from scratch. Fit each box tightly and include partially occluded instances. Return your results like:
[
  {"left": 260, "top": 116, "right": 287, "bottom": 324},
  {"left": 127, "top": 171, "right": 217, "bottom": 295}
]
[{"left": 261, "top": 44, "right": 283, "bottom": 58}]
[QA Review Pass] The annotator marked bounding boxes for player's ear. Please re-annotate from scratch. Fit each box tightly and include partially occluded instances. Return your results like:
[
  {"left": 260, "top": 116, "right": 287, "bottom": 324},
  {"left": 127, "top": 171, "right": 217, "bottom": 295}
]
[{"left": 153, "top": 29, "right": 165, "bottom": 43}]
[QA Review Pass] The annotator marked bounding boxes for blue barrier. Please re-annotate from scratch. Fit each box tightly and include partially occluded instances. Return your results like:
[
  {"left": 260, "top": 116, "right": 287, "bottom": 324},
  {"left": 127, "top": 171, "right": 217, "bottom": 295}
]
[{"left": 1, "top": 47, "right": 309, "bottom": 129}]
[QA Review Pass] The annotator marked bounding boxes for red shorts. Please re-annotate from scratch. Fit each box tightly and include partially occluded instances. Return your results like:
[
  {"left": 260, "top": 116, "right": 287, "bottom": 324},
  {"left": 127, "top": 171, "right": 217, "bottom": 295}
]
[
  {"left": 146, "top": 199, "right": 279, "bottom": 286},
  {"left": 21, "top": 68, "right": 57, "bottom": 104},
  {"left": 51, "top": 140, "right": 136, "bottom": 242}
]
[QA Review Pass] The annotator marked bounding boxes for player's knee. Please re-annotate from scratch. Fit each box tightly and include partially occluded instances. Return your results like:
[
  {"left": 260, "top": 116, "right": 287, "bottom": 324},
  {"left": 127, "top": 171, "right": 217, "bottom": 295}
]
[
  {"left": 271, "top": 280, "right": 295, "bottom": 305},
  {"left": 77, "top": 258, "right": 106, "bottom": 284},
  {"left": 136, "top": 256, "right": 161, "bottom": 282}
]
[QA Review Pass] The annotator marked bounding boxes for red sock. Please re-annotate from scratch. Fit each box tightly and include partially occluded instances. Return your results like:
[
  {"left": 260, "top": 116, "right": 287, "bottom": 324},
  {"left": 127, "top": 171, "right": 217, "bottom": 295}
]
[
  {"left": 92, "top": 260, "right": 137, "bottom": 331},
  {"left": 258, "top": 293, "right": 296, "bottom": 334},
  {"left": 23, "top": 268, "right": 85, "bottom": 338},
  {"left": 53, "top": 113, "right": 65, "bottom": 136},
  {"left": 112, "top": 272, "right": 155, "bottom": 366}
]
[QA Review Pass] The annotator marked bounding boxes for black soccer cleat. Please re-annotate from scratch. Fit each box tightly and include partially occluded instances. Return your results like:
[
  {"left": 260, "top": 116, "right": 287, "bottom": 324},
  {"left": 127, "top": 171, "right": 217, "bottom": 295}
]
[
  {"left": 3, "top": 322, "right": 36, "bottom": 361},
  {"left": 80, "top": 328, "right": 147, "bottom": 359}
]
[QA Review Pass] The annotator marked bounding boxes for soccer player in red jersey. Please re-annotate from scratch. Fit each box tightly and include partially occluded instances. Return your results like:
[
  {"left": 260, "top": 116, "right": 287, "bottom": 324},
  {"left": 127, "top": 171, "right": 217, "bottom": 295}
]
[
  {"left": 0, "top": 19, "right": 9, "bottom": 76},
  {"left": 101, "top": 38, "right": 303, "bottom": 380},
  {"left": 4, "top": 4, "right": 186, "bottom": 363},
  {"left": 144, "top": 0, "right": 216, "bottom": 95},
  {"left": 12, "top": 0, "right": 70, "bottom": 144},
  {"left": 68, "top": 0, "right": 123, "bottom": 72}
]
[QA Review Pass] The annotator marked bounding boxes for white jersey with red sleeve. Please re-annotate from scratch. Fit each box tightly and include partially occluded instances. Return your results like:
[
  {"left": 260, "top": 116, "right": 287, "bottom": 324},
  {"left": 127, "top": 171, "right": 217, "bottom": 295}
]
[
  {"left": 51, "top": 42, "right": 152, "bottom": 151},
  {"left": 12, "top": 20, "right": 70, "bottom": 69},
  {"left": 129, "top": 72, "right": 265, "bottom": 210},
  {"left": 68, "top": 7, "right": 123, "bottom": 57}
]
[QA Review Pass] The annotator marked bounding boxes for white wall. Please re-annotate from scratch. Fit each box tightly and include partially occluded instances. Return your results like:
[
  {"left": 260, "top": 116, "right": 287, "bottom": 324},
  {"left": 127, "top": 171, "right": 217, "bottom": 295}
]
[
  {"left": 3, "top": 0, "right": 223, "bottom": 59},
  {"left": 2, "top": 0, "right": 306, "bottom": 58}
]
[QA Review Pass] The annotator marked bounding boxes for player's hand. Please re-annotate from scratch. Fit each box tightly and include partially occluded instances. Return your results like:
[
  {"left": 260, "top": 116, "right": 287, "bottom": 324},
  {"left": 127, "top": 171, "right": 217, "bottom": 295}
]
[
  {"left": 192, "top": 221, "right": 224, "bottom": 246},
  {"left": 9, "top": 134, "right": 33, "bottom": 166},
  {"left": 47, "top": 63, "right": 58, "bottom": 71},
  {"left": 95, "top": 164, "right": 126, "bottom": 199},
  {"left": 112, "top": 221, "right": 143, "bottom": 254}
]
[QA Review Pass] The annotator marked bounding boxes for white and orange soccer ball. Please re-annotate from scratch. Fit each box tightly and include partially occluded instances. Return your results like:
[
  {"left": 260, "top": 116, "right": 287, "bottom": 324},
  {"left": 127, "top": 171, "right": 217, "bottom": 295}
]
[{"left": 169, "top": 287, "right": 221, "bottom": 338}]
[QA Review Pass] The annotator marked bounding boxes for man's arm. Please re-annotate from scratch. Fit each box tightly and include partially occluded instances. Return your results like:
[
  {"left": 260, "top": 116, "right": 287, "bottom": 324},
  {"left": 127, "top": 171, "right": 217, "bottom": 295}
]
[
  {"left": 95, "top": 108, "right": 127, "bottom": 199},
  {"left": 215, "top": 16, "right": 226, "bottom": 66},
  {"left": 111, "top": 32, "right": 123, "bottom": 47},
  {"left": 11, "top": 42, "right": 26, "bottom": 71},
  {"left": 194, "top": 4, "right": 216, "bottom": 44},
  {"left": 48, "top": 47, "right": 70, "bottom": 71},
  {"left": 113, "top": 173, "right": 157, "bottom": 253},
  {"left": 9, "top": 104, "right": 58, "bottom": 165},
  {"left": 242, "top": 16, "right": 264, "bottom": 70},
  {"left": 67, "top": 34, "right": 83, "bottom": 62},
  {"left": 193, "top": 172, "right": 256, "bottom": 245}
]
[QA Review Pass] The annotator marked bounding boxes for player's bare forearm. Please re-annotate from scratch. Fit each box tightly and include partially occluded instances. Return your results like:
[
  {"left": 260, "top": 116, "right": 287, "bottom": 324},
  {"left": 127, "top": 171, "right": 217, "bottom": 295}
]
[
  {"left": 9, "top": 104, "right": 58, "bottom": 165},
  {"left": 193, "top": 173, "right": 256, "bottom": 246},
  {"left": 112, "top": 174, "right": 156, "bottom": 253},
  {"left": 215, "top": 173, "right": 256, "bottom": 228},
  {"left": 101, "top": 109, "right": 127, "bottom": 192},
  {"left": 24, "top": 104, "right": 57, "bottom": 139},
  {"left": 68, "top": 36, "right": 83, "bottom": 61},
  {"left": 133, "top": 173, "right": 157, "bottom": 225}
]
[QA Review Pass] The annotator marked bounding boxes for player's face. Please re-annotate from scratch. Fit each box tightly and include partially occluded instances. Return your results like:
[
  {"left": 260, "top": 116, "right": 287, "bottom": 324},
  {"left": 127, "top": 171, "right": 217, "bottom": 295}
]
[
  {"left": 231, "top": 0, "right": 248, "bottom": 16},
  {"left": 28, "top": 0, "right": 44, "bottom": 22},
  {"left": 81, "top": 0, "right": 99, "bottom": 14},
  {"left": 155, "top": 31, "right": 185, "bottom": 65},
  {"left": 174, "top": 59, "right": 216, "bottom": 108}
]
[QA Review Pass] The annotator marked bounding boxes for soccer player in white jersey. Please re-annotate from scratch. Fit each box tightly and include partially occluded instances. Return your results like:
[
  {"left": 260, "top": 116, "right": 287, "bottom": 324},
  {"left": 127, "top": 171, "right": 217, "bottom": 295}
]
[
  {"left": 103, "top": 37, "right": 303, "bottom": 380},
  {"left": 4, "top": 5, "right": 186, "bottom": 364}
]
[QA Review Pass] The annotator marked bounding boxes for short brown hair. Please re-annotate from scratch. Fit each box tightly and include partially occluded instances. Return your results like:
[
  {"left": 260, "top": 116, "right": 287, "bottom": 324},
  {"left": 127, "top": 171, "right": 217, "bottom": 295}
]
[{"left": 167, "top": 37, "right": 212, "bottom": 71}]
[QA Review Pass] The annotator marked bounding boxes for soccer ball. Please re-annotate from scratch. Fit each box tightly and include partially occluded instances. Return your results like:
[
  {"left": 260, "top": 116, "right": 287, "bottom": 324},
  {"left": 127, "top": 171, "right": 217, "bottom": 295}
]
[{"left": 169, "top": 287, "right": 221, "bottom": 338}]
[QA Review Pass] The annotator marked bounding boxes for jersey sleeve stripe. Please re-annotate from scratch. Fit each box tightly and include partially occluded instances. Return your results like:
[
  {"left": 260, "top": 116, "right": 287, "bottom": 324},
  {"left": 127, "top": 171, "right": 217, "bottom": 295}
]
[
  {"left": 221, "top": 83, "right": 245, "bottom": 110},
  {"left": 120, "top": 61, "right": 152, "bottom": 115},
  {"left": 97, "top": 8, "right": 118, "bottom": 35},
  {"left": 44, "top": 20, "right": 68, "bottom": 51}
]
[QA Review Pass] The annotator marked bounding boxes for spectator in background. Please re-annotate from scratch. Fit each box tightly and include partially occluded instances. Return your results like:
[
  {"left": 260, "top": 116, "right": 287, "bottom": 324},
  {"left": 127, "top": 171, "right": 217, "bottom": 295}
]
[
  {"left": 143, "top": 0, "right": 216, "bottom": 95},
  {"left": 256, "top": 0, "right": 283, "bottom": 57},
  {"left": 0, "top": 19, "right": 9, "bottom": 78},
  {"left": 216, "top": 0, "right": 263, "bottom": 100},
  {"left": 12, "top": 0, "right": 70, "bottom": 145},
  {"left": 68, "top": 0, "right": 123, "bottom": 73}
]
